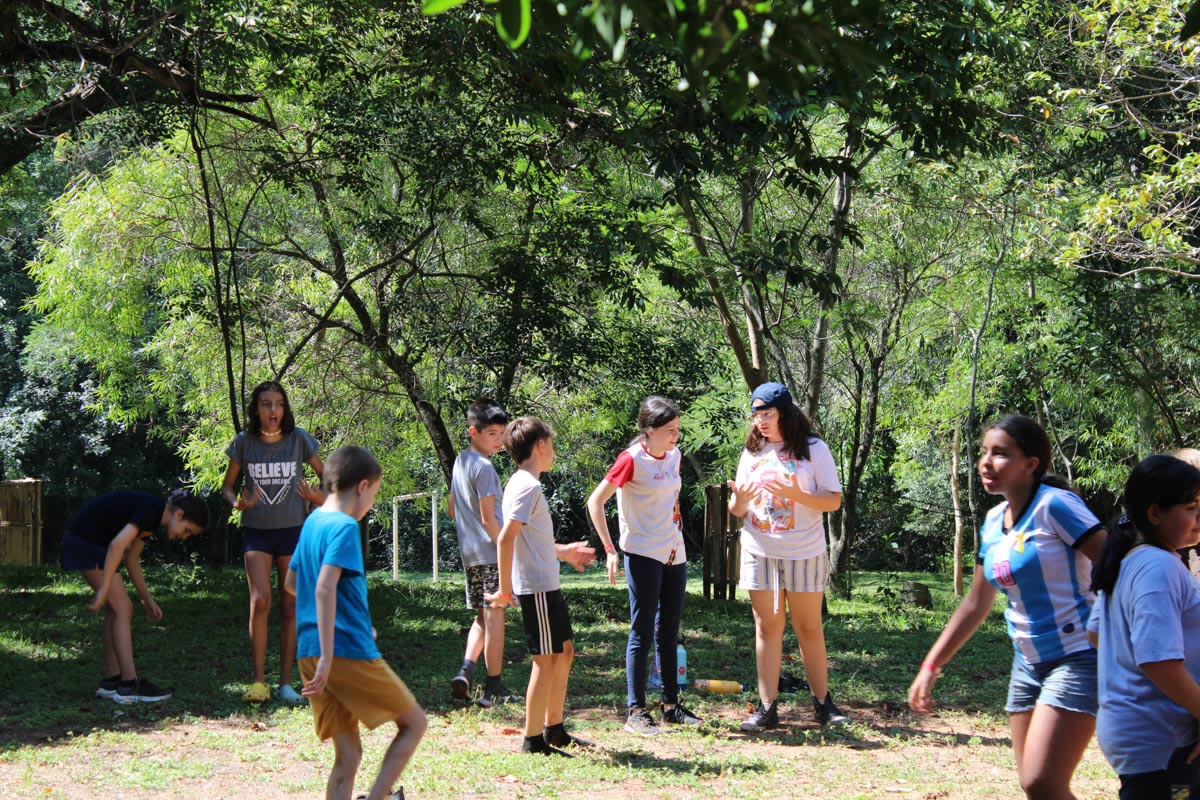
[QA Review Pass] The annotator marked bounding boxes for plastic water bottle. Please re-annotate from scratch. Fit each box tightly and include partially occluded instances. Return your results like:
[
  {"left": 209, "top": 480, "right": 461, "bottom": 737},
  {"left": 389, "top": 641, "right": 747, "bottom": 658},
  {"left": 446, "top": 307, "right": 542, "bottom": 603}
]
[
  {"left": 676, "top": 644, "right": 687, "bottom": 693},
  {"left": 694, "top": 679, "right": 744, "bottom": 694}
]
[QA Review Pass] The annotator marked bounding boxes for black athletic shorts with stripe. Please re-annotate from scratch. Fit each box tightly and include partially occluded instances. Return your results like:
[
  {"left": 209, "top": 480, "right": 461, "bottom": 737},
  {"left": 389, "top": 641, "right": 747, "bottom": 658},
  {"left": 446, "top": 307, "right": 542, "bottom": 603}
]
[{"left": 517, "top": 588, "right": 573, "bottom": 655}]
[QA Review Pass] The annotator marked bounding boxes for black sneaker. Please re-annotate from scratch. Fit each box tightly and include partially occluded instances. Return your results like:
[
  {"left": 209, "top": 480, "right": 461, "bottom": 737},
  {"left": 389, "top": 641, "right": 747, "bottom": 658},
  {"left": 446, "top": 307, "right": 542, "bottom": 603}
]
[
  {"left": 522, "top": 735, "right": 573, "bottom": 757},
  {"left": 545, "top": 724, "right": 594, "bottom": 749},
  {"left": 739, "top": 700, "right": 779, "bottom": 732},
  {"left": 623, "top": 707, "right": 661, "bottom": 736},
  {"left": 478, "top": 685, "right": 521, "bottom": 708},
  {"left": 355, "top": 790, "right": 404, "bottom": 800},
  {"left": 813, "top": 693, "right": 849, "bottom": 726},
  {"left": 661, "top": 703, "right": 703, "bottom": 726},
  {"left": 96, "top": 674, "right": 121, "bottom": 701},
  {"left": 115, "top": 677, "right": 173, "bottom": 705},
  {"left": 450, "top": 668, "right": 472, "bottom": 700}
]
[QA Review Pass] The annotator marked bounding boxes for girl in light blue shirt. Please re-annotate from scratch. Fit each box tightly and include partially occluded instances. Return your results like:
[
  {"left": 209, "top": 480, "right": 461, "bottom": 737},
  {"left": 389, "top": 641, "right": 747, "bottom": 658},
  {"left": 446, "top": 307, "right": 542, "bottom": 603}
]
[{"left": 1092, "top": 454, "right": 1200, "bottom": 800}]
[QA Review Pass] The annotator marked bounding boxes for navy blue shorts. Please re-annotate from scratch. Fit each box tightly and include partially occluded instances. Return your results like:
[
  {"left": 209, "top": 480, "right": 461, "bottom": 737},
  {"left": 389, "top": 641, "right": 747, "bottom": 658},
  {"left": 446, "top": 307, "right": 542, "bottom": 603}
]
[
  {"left": 242, "top": 526, "right": 302, "bottom": 556},
  {"left": 60, "top": 530, "right": 109, "bottom": 571}
]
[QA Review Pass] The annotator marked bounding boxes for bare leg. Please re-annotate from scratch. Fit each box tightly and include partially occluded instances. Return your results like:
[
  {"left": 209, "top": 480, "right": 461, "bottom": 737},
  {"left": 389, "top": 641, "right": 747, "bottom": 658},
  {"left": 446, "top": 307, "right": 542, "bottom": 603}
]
[
  {"left": 275, "top": 553, "right": 296, "bottom": 686},
  {"left": 748, "top": 589, "right": 787, "bottom": 706},
  {"left": 464, "top": 611, "right": 485, "bottom": 664},
  {"left": 1010, "top": 704, "right": 1094, "bottom": 800},
  {"left": 482, "top": 606, "right": 506, "bottom": 677},
  {"left": 365, "top": 705, "right": 428, "bottom": 800},
  {"left": 524, "top": 653, "right": 555, "bottom": 738},
  {"left": 544, "top": 641, "right": 574, "bottom": 727},
  {"left": 245, "top": 550, "right": 274, "bottom": 684},
  {"left": 786, "top": 590, "right": 829, "bottom": 699},
  {"left": 327, "top": 729, "right": 363, "bottom": 800},
  {"left": 83, "top": 569, "right": 135, "bottom": 680}
]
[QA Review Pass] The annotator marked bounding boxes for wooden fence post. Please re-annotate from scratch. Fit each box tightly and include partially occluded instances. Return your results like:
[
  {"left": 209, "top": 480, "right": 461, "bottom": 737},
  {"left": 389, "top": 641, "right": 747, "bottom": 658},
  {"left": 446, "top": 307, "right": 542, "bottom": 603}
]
[
  {"left": 703, "top": 483, "right": 739, "bottom": 601},
  {"left": 0, "top": 478, "right": 44, "bottom": 564}
]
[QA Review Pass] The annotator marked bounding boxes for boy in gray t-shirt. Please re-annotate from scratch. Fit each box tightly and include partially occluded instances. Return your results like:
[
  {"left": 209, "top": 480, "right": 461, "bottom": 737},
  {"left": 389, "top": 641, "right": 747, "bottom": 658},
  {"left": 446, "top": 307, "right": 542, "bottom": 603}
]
[
  {"left": 489, "top": 417, "right": 596, "bottom": 755},
  {"left": 447, "top": 399, "right": 515, "bottom": 707}
]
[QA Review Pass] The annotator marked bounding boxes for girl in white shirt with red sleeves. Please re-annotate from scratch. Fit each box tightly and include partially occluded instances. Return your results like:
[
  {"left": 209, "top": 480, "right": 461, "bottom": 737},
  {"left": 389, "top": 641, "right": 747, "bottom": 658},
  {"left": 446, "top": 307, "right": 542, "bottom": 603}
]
[{"left": 588, "top": 396, "right": 703, "bottom": 736}]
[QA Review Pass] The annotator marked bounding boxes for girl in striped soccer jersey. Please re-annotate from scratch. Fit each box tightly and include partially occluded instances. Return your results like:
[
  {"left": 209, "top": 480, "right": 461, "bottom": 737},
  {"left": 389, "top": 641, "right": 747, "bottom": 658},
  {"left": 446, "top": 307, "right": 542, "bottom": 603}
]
[{"left": 909, "top": 415, "right": 1107, "bottom": 799}]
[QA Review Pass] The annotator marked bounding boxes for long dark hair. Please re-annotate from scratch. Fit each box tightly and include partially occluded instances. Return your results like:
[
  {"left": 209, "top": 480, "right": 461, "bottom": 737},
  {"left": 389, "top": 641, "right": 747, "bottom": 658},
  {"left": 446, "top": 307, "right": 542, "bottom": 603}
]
[
  {"left": 634, "top": 396, "right": 679, "bottom": 444},
  {"left": 983, "top": 415, "right": 1052, "bottom": 480},
  {"left": 746, "top": 401, "right": 816, "bottom": 461},
  {"left": 1091, "top": 454, "right": 1200, "bottom": 594},
  {"left": 246, "top": 380, "right": 297, "bottom": 436}
]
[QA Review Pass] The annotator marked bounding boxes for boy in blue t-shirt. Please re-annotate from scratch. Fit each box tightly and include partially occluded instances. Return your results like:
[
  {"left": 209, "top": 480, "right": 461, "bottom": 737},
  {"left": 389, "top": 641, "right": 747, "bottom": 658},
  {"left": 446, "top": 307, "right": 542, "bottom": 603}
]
[
  {"left": 286, "top": 446, "right": 426, "bottom": 800},
  {"left": 447, "top": 398, "right": 516, "bottom": 706}
]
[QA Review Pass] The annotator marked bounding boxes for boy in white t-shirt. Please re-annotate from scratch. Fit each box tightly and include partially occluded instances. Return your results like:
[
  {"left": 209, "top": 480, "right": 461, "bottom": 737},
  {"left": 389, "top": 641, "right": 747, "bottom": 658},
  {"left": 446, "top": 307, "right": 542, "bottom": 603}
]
[{"left": 488, "top": 417, "right": 596, "bottom": 755}]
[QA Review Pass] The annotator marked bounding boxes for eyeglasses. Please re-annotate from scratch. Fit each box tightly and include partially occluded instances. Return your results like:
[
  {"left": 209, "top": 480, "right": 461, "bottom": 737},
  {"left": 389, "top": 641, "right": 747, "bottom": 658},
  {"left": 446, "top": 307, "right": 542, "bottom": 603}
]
[{"left": 749, "top": 407, "right": 778, "bottom": 422}]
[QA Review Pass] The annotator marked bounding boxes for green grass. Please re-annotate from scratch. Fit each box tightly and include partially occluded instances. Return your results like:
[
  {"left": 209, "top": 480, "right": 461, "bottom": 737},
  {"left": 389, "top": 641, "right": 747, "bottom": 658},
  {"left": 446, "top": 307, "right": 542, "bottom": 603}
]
[{"left": 0, "top": 563, "right": 1117, "bottom": 798}]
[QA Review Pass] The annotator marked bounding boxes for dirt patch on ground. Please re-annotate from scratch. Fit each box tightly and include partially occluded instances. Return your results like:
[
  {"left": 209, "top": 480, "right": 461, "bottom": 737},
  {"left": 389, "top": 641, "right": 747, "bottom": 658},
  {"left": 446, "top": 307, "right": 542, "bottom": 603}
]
[{"left": 0, "top": 702, "right": 1118, "bottom": 800}]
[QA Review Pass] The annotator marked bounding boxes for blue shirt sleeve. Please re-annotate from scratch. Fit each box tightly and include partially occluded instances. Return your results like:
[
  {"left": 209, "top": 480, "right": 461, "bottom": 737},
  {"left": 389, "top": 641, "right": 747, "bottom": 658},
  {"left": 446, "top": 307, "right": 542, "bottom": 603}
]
[
  {"left": 1045, "top": 488, "right": 1102, "bottom": 546},
  {"left": 1127, "top": 555, "right": 1187, "bottom": 665},
  {"left": 322, "top": 519, "right": 363, "bottom": 576}
]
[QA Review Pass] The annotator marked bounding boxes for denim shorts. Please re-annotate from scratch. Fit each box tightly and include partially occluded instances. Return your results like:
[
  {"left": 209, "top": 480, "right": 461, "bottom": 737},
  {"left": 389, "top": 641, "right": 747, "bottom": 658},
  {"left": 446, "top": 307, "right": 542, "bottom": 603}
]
[{"left": 1005, "top": 647, "right": 1098, "bottom": 716}]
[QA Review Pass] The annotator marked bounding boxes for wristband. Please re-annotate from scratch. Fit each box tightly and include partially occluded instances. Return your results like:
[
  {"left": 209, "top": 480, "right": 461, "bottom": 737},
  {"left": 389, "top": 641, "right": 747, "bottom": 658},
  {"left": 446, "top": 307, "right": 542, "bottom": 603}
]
[
  {"left": 921, "top": 660, "right": 941, "bottom": 673},
  {"left": 605, "top": 545, "right": 617, "bottom": 555},
  {"left": 493, "top": 593, "right": 512, "bottom": 601}
]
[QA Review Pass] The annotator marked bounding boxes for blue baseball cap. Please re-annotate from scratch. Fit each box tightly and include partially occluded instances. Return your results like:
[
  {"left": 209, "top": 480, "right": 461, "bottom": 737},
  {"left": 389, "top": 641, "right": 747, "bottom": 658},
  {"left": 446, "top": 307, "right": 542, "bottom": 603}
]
[{"left": 750, "top": 382, "right": 793, "bottom": 410}]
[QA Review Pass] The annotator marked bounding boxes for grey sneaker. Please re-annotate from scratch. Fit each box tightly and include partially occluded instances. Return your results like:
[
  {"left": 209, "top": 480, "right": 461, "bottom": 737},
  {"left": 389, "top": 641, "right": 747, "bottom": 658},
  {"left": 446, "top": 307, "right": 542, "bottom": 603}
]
[
  {"left": 813, "top": 693, "right": 849, "bottom": 726},
  {"left": 739, "top": 700, "right": 779, "bottom": 732},
  {"left": 624, "top": 707, "right": 661, "bottom": 736},
  {"left": 662, "top": 702, "right": 703, "bottom": 726},
  {"left": 478, "top": 685, "right": 521, "bottom": 708}
]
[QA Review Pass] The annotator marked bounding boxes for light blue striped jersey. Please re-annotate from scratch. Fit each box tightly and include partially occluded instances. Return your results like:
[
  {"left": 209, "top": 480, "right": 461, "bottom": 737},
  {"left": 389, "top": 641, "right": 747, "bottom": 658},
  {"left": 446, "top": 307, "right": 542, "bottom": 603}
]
[{"left": 978, "top": 483, "right": 1103, "bottom": 664}]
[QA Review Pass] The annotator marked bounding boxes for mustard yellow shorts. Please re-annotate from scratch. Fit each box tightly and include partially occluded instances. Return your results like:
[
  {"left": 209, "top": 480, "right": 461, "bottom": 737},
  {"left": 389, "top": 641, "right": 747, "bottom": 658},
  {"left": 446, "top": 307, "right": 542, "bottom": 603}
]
[{"left": 298, "top": 656, "right": 419, "bottom": 741}]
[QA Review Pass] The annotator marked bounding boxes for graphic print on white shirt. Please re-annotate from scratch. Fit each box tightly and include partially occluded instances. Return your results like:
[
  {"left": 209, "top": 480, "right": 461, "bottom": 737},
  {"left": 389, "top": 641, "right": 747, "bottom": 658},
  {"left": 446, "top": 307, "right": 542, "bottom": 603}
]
[{"left": 744, "top": 449, "right": 810, "bottom": 534}]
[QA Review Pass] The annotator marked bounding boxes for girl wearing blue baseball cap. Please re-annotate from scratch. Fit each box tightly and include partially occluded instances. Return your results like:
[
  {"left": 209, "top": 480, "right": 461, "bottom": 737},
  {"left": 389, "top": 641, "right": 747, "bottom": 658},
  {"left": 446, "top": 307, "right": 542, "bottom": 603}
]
[{"left": 727, "top": 382, "right": 848, "bottom": 731}]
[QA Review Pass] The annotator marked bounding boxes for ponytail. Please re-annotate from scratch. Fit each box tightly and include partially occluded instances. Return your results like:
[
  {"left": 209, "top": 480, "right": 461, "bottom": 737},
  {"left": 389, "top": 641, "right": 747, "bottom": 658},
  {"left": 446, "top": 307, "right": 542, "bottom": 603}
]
[{"left": 1090, "top": 513, "right": 1138, "bottom": 595}]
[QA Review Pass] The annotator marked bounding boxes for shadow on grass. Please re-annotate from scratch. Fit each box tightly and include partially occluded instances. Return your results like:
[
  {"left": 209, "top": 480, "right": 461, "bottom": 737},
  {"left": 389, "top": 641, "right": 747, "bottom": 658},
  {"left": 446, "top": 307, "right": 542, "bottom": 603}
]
[
  {"left": 0, "top": 564, "right": 1022, "bottom": 752},
  {"left": 604, "top": 748, "right": 766, "bottom": 775}
]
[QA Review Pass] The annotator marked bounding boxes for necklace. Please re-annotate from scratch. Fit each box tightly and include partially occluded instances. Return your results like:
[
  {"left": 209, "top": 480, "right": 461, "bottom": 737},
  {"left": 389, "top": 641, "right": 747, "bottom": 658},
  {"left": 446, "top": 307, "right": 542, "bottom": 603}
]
[{"left": 261, "top": 430, "right": 283, "bottom": 439}]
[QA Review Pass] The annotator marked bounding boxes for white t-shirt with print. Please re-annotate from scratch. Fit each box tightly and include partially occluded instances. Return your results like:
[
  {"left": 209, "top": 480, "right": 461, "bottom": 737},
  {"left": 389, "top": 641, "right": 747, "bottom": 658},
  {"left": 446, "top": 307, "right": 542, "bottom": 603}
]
[{"left": 736, "top": 438, "right": 841, "bottom": 561}]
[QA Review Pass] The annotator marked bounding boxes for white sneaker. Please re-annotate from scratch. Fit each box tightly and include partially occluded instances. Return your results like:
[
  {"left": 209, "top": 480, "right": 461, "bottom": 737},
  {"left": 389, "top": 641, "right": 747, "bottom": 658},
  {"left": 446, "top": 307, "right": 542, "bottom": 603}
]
[{"left": 276, "top": 684, "right": 306, "bottom": 705}]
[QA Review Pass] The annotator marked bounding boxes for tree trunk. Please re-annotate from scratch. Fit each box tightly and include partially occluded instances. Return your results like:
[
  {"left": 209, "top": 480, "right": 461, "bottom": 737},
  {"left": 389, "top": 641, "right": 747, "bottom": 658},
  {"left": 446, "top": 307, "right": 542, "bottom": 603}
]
[
  {"left": 950, "top": 420, "right": 964, "bottom": 597},
  {"left": 806, "top": 130, "right": 860, "bottom": 424},
  {"left": 828, "top": 349, "right": 884, "bottom": 596}
]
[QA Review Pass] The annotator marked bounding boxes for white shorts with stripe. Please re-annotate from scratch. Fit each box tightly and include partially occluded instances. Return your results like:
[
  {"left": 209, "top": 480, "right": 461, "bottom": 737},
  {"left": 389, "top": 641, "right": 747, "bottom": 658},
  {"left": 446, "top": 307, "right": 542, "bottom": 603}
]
[
  {"left": 517, "top": 588, "right": 573, "bottom": 655},
  {"left": 739, "top": 549, "right": 829, "bottom": 593}
]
